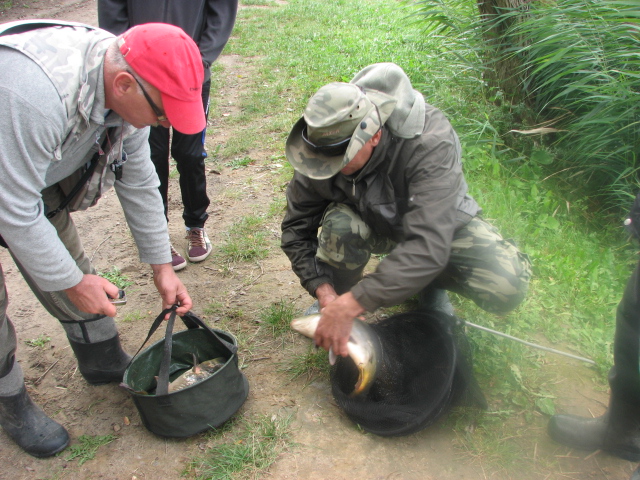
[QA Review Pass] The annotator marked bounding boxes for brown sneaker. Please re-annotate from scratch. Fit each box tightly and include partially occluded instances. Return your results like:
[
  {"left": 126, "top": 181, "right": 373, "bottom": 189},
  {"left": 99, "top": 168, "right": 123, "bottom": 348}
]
[
  {"left": 171, "top": 244, "right": 187, "bottom": 271},
  {"left": 186, "top": 228, "right": 211, "bottom": 262}
]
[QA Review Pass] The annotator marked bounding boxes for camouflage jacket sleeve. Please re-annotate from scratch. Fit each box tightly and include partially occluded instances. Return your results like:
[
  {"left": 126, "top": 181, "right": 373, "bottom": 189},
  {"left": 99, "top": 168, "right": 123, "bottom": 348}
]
[{"left": 280, "top": 172, "right": 333, "bottom": 297}]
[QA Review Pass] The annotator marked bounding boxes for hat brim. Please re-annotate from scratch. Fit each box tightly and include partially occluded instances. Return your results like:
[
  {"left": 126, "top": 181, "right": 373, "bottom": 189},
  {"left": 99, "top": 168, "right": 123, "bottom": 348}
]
[
  {"left": 162, "top": 93, "right": 206, "bottom": 135},
  {"left": 286, "top": 117, "right": 345, "bottom": 180},
  {"left": 286, "top": 92, "right": 396, "bottom": 180}
]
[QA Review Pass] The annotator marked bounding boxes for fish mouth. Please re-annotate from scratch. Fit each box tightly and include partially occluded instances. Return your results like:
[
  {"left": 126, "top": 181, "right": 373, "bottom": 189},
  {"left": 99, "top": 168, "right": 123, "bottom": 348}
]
[
  {"left": 345, "top": 320, "right": 381, "bottom": 398},
  {"left": 350, "top": 363, "right": 376, "bottom": 398}
]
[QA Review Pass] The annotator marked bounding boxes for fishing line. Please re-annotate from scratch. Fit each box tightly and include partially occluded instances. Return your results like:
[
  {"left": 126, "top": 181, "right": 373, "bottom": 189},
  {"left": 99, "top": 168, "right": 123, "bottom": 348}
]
[{"left": 463, "top": 320, "right": 597, "bottom": 365}]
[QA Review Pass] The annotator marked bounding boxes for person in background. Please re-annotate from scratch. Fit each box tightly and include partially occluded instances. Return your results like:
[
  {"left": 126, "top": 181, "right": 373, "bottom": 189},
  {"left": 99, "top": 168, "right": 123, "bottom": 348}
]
[
  {"left": 281, "top": 62, "right": 532, "bottom": 358},
  {"left": 548, "top": 192, "right": 640, "bottom": 480},
  {"left": 99, "top": 0, "right": 238, "bottom": 270},
  {"left": 0, "top": 21, "right": 195, "bottom": 458}
]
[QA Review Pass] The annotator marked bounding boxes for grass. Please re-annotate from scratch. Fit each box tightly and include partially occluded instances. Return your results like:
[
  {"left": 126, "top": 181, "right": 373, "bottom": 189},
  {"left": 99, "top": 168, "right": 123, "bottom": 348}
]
[
  {"left": 64, "top": 434, "right": 116, "bottom": 466},
  {"left": 186, "top": 414, "right": 293, "bottom": 480},
  {"left": 118, "top": 310, "right": 145, "bottom": 323},
  {"left": 408, "top": 0, "right": 640, "bottom": 210},
  {"left": 279, "top": 345, "right": 331, "bottom": 384},
  {"left": 258, "top": 299, "right": 297, "bottom": 337},
  {"left": 217, "top": 214, "right": 272, "bottom": 263},
  {"left": 224, "top": 156, "right": 255, "bottom": 170},
  {"left": 24, "top": 334, "right": 51, "bottom": 348},
  {"left": 97, "top": 266, "right": 133, "bottom": 290}
]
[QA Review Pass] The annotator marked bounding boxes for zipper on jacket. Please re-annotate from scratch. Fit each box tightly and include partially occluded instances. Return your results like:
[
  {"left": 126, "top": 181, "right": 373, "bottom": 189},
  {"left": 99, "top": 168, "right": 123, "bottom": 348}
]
[{"left": 352, "top": 179, "right": 356, "bottom": 196}]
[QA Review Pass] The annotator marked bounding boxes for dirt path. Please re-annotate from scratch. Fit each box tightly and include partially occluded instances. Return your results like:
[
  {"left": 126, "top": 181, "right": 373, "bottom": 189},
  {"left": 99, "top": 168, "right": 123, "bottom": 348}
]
[{"left": 0, "top": 2, "right": 637, "bottom": 479}]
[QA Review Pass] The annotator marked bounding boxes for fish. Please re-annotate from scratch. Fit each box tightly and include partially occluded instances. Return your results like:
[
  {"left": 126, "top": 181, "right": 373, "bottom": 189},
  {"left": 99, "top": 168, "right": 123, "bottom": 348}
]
[
  {"left": 290, "top": 314, "right": 381, "bottom": 397},
  {"left": 166, "top": 354, "right": 226, "bottom": 393}
]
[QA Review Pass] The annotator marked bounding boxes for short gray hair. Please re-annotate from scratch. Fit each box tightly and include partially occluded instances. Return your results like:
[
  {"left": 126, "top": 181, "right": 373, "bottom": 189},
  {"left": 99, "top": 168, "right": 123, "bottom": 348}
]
[{"left": 106, "top": 39, "right": 154, "bottom": 91}]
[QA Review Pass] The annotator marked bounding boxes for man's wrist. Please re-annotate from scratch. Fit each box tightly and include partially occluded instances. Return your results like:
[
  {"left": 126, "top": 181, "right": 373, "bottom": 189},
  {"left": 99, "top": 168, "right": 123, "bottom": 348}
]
[
  {"left": 151, "top": 263, "right": 173, "bottom": 275},
  {"left": 314, "top": 283, "right": 337, "bottom": 303}
]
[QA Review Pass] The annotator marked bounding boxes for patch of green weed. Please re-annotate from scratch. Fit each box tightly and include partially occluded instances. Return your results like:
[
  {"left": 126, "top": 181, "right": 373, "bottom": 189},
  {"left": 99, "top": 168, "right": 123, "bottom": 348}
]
[
  {"left": 259, "top": 299, "right": 296, "bottom": 336},
  {"left": 24, "top": 335, "right": 51, "bottom": 348},
  {"left": 280, "top": 345, "right": 330, "bottom": 383},
  {"left": 187, "top": 413, "right": 293, "bottom": 480},
  {"left": 169, "top": 160, "right": 179, "bottom": 179},
  {"left": 225, "top": 156, "right": 254, "bottom": 170},
  {"left": 65, "top": 434, "right": 116, "bottom": 466},
  {"left": 119, "top": 310, "right": 145, "bottom": 323},
  {"left": 218, "top": 214, "right": 271, "bottom": 263},
  {"left": 97, "top": 266, "right": 133, "bottom": 290}
]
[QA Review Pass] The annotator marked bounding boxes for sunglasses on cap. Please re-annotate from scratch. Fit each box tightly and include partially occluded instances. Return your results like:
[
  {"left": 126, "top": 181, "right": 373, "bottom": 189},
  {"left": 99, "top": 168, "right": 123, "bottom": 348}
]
[
  {"left": 301, "top": 126, "right": 351, "bottom": 157},
  {"left": 127, "top": 70, "right": 168, "bottom": 123}
]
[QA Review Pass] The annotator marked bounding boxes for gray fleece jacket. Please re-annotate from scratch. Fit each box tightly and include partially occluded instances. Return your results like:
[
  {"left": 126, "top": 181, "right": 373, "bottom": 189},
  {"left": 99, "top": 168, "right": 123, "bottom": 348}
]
[{"left": 0, "top": 27, "right": 170, "bottom": 292}]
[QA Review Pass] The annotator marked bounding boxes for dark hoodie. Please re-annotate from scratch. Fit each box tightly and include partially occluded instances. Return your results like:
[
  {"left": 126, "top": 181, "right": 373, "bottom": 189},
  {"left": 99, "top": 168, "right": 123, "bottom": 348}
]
[{"left": 98, "top": 0, "right": 237, "bottom": 82}]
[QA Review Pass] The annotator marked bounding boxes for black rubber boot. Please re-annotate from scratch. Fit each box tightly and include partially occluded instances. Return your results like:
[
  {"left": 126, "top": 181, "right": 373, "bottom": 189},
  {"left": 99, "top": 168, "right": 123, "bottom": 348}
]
[
  {"left": 604, "top": 399, "right": 640, "bottom": 461},
  {"left": 548, "top": 405, "right": 640, "bottom": 462},
  {"left": 418, "top": 287, "right": 455, "bottom": 316},
  {"left": 0, "top": 385, "right": 69, "bottom": 458},
  {"left": 547, "top": 412, "right": 609, "bottom": 452},
  {"left": 68, "top": 335, "right": 132, "bottom": 385}
]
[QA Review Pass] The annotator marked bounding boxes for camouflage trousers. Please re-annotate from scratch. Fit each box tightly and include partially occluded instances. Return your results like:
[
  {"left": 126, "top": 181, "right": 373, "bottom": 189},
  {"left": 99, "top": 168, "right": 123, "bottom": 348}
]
[{"left": 316, "top": 202, "right": 532, "bottom": 314}]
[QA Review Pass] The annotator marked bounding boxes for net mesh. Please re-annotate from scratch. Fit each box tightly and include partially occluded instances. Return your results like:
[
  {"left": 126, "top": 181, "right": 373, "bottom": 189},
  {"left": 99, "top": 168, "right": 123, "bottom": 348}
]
[{"left": 330, "top": 310, "right": 486, "bottom": 437}]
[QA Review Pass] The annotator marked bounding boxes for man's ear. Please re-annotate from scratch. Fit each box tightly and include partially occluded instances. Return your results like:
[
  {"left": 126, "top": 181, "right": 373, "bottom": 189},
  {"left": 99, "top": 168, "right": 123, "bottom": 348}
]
[
  {"left": 112, "top": 71, "right": 135, "bottom": 99},
  {"left": 370, "top": 129, "right": 383, "bottom": 147}
]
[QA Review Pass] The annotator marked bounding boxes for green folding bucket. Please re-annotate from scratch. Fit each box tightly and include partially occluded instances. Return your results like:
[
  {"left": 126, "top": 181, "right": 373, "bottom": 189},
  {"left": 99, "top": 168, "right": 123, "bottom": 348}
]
[{"left": 121, "top": 309, "right": 249, "bottom": 438}]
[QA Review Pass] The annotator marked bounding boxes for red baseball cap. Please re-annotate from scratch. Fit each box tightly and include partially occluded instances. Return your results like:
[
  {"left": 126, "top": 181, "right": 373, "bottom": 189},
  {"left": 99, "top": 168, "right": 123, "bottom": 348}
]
[{"left": 118, "top": 23, "right": 205, "bottom": 134}]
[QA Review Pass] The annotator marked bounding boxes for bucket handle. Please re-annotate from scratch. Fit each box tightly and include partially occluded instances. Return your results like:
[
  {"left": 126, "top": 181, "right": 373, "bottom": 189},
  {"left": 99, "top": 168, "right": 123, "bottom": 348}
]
[{"left": 125, "top": 306, "right": 238, "bottom": 397}]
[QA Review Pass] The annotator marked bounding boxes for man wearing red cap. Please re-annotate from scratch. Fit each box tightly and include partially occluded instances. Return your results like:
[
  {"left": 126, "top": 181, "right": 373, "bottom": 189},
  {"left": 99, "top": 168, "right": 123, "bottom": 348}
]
[
  {"left": 0, "top": 21, "right": 200, "bottom": 457},
  {"left": 99, "top": 0, "right": 238, "bottom": 271}
]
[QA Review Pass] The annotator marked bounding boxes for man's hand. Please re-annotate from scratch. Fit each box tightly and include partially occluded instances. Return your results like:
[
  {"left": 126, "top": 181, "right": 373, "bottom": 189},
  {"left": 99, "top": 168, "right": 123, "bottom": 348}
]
[
  {"left": 314, "top": 291, "right": 365, "bottom": 358},
  {"left": 64, "top": 274, "right": 121, "bottom": 317},
  {"left": 151, "top": 263, "right": 193, "bottom": 316}
]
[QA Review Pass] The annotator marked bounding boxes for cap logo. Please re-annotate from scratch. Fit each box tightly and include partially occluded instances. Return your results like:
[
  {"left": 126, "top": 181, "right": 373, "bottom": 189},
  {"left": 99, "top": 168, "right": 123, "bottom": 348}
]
[{"left": 320, "top": 129, "right": 340, "bottom": 137}]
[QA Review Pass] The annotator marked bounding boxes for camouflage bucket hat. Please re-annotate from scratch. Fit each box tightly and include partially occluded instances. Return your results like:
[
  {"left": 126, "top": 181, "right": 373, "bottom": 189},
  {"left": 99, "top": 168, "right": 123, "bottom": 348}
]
[{"left": 286, "top": 82, "right": 397, "bottom": 179}]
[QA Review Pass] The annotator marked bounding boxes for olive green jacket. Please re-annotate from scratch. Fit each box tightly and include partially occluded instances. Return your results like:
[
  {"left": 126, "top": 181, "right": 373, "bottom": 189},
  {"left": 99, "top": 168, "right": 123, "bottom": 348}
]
[{"left": 281, "top": 103, "right": 480, "bottom": 312}]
